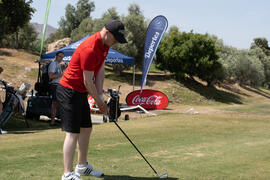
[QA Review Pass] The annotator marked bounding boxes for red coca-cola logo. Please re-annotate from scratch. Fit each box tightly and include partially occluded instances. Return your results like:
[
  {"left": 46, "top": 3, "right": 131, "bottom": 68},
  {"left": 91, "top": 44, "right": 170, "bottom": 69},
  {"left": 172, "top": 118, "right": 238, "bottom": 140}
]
[
  {"left": 88, "top": 95, "right": 95, "bottom": 111},
  {"left": 126, "top": 90, "right": 169, "bottom": 110}
]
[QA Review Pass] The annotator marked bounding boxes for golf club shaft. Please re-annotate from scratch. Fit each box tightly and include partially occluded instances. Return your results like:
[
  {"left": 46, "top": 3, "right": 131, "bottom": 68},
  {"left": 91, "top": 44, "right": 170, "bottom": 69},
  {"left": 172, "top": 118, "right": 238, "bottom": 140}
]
[{"left": 113, "top": 121, "right": 158, "bottom": 175}]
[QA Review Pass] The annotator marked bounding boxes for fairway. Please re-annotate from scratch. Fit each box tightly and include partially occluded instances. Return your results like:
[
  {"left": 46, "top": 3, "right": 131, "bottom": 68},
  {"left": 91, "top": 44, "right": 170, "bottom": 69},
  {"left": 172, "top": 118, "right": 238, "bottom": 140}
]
[{"left": 1, "top": 110, "right": 270, "bottom": 180}]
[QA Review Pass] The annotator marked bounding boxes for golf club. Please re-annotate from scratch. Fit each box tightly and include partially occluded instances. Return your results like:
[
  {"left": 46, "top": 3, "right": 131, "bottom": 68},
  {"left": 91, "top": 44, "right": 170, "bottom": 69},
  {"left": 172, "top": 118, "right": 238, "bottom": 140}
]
[{"left": 108, "top": 86, "right": 168, "bottom": 178}]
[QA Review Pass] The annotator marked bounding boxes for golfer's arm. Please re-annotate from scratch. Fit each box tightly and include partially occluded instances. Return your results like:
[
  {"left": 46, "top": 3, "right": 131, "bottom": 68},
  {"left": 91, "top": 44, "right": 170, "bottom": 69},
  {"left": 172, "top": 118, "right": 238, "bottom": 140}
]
[
  {"left": 48, "top": 72, "right": 62, "bottom": 80},
  {"left": 95, "top": 62, "right": 105, "bottom": 96},
  {"left": 83, "top": 70, "right": 103, "bottom": 105}
]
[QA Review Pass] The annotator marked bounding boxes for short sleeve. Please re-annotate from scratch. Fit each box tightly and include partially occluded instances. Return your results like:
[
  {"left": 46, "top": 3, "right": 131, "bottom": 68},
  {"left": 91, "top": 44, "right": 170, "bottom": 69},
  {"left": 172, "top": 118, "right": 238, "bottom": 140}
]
[
  {"left": 48, "top": 61, "right": 56, "bottom": 73},
  {"left": 80, "top": 48, "right": 97, "bottom": 71}
]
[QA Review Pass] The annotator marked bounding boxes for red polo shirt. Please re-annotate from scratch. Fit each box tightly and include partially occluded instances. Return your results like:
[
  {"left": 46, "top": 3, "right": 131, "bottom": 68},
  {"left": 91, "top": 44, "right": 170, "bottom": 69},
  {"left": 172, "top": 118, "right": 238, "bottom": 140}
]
[{"left": 60, "top": 32, "right": 109, "bottom": 93}]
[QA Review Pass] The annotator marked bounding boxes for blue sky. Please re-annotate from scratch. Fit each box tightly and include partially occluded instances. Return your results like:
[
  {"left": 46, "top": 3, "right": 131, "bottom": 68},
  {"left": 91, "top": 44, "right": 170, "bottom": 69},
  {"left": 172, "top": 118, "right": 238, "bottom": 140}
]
[{"left": 30, "top": 0, "right": 270, "bottom": 49}]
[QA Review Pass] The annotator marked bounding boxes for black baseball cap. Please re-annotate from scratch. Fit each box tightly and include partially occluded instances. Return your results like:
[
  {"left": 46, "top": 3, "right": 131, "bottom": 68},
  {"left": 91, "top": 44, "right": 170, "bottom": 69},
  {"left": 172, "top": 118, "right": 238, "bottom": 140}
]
[{"left": 105, "top": 20, "right": 127, "bottom": 44}]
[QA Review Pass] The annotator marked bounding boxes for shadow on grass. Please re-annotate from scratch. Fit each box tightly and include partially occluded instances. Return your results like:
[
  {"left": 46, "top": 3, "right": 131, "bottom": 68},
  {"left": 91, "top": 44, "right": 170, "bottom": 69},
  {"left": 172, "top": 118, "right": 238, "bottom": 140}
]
[
  {"left": 217, "top": 83, "right": 250, "bottom": 97},
  {"left": 105, "top": 69, "right": 243, "bottom": 104},
  {"left": 2, "top": 115, "right": 61, "bottom": 134},
  {"left": 103, "top": 175, "right": 178, "bottom": 180},
  {"left": 241, "top": 85, "right": 270, "bottom": 99},
  {"left": 105, "top": 67, "right": 174, "bottom": 87},
  {"left": 178, "top": 77, "right": 243, "bottom": 104}
]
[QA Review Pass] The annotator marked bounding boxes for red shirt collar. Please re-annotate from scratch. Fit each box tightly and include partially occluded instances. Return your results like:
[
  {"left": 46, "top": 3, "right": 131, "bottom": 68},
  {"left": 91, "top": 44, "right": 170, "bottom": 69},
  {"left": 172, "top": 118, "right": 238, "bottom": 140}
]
[{"left": 97, "top": 32, "right": 109, "bottom": 52}]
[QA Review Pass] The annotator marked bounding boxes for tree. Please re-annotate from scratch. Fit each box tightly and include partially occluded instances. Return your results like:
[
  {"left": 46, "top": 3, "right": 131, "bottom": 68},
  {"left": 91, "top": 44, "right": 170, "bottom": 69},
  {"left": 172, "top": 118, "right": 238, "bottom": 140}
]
[
  {"left": 93, "top": 7, "right": 121, "bottom": 33},
  {"left": 0, "top": 0, "right": 35, "bottom": 47},
  {"left": 120, "top": 4, "right": 147, "bottom": 68},
  {"left": 214, "top": 37, "right": 238, "bottom": 80},
  {"left": 71, "top": 18, "right": 95, "bottom": 42},
  {"left": 70, "top": 7, "right": 121, "bottom": 42},
  {"left": 156, "top": 27, "right": 222, "bottom": 86},
  {"left": 249, "top": 47, "right": 270, "bottom": 88},
  {"left": 58, "top": 0, "right": 95, "bottom": 38},
  {"left": 1, "top": 23, "right": 39, "bottom": 53},
  {"left": 251, "top": 37, "right": 270, "bottom": 56},
  {"left": 233, "top": 50, "right": 265, "bottom": 86}
]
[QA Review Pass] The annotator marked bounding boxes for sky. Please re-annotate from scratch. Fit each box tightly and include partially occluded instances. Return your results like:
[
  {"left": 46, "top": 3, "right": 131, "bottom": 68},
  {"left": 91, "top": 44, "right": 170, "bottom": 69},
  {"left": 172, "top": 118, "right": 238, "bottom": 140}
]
[{"left": 30, "top": 0, "right": 270, "bottom": 49}]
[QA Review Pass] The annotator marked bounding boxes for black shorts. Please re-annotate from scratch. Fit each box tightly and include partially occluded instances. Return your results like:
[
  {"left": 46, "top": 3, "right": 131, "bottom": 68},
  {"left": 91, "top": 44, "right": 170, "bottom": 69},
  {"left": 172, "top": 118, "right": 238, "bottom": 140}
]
[
  {"left": 56, "top": 84, "right": 92, "bottom": 133},
  {"left": 50, "top": 83, "right": 58, "bottom": 101}
]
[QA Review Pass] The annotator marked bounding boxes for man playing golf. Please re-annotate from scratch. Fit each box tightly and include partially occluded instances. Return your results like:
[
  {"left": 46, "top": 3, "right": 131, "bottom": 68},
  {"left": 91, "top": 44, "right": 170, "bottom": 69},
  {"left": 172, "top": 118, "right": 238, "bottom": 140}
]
[{"left": 57, "top": 20, "right": 127, "bottom": 180}]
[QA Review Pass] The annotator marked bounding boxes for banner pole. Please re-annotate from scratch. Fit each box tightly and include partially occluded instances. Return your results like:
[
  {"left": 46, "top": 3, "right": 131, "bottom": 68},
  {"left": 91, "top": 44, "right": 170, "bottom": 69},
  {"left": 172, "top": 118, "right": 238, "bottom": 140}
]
[
  {"left": 39, "top": 0, "right": 51, "bottom": 57},
  {"left": 37, "top": 0, "right": 51, "bottom": 83},
  {"left": 133, "top": 65, "right": 135, "bottom": 91}
]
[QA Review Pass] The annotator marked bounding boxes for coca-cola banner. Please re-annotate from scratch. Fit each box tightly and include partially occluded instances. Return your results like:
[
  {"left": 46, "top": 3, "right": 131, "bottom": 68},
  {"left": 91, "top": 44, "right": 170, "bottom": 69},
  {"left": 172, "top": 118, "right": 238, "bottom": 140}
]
[{"left": 126, "top": 90, "right": 169, "bottom": 110}]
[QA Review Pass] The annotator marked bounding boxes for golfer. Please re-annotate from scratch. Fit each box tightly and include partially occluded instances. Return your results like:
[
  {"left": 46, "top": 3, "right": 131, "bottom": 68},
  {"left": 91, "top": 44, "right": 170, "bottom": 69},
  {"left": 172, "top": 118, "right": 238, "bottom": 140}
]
[{"left": 57, "top": 20, "right": 127, "bottom": 180}]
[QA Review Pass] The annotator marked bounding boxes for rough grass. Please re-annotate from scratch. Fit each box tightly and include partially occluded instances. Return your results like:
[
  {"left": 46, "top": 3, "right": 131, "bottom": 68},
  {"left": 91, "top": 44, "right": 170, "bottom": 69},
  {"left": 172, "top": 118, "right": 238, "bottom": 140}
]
[{"left": 1, "top": 108, "right": 270, "bottom": 180}]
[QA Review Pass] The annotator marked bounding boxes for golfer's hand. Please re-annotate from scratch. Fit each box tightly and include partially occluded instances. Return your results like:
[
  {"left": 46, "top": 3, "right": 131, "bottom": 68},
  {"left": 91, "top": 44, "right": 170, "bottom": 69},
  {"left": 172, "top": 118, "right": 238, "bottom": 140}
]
[{"left": 98, "top": 102, "right": 108, "bottom": 115}]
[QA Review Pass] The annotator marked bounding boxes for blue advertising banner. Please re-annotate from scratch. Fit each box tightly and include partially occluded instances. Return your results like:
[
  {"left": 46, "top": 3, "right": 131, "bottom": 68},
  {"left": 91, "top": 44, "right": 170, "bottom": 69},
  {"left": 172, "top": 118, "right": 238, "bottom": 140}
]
[{"left": 141, "top": 15, "right": 168, "bottom": 92}]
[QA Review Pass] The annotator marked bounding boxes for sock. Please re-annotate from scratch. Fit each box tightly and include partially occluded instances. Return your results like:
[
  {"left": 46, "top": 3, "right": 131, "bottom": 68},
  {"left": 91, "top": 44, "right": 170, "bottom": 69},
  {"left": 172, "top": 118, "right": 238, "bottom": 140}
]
[
  {"left": 64, "top": 172, "right": 73, "bottom": 177},
  {"left": 78, "top": 162, "right": 88, "bottom": 167}
]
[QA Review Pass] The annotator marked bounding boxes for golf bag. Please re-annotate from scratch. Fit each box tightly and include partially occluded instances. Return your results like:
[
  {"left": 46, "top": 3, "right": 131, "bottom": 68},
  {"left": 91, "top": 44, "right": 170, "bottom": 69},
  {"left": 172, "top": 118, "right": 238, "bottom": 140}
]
[
  {"left": 106, "top": 88, "right": 121, "bottom": 121},
  {"left": 34, "top": 62, "right": 51, "bottom": 96},
  {"left": 0, "top": 80, "right": 30, "bottom": 133}
]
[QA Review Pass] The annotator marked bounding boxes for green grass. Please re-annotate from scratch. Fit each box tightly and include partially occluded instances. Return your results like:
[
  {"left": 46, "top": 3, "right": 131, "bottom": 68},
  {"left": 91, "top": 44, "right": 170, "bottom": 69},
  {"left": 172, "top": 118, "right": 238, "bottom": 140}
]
[
  {"left": 1, "top": 110, "right": 270, "bottom": 179},
  {"left": 1, "top": 54, "right": 270, "bottom": 179},
  {"left": 148, "top": 64, "right": 163, "bottom": 73},
  {"left": 222, "top": 101, "right": 270, "bottom": 114},
  {"left": 104, "top": 67, "right": 244, "bottom": 106},
  {"left": 164, "top": 79, "right": 243, "bottom": 106}
]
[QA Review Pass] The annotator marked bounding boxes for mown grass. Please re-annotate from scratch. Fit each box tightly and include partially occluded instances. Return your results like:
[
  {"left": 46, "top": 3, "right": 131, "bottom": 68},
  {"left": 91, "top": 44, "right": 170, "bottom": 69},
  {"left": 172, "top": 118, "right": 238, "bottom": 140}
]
[
  {"left": 1, "top": 109, "right": 270, "bottom": 179},
  {"left": 222, "top": 101, "right": 270, "bottom": 114}
]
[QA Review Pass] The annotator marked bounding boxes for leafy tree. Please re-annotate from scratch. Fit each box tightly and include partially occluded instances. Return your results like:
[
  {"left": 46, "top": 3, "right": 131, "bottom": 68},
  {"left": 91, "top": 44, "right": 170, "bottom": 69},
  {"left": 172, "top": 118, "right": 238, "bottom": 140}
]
[
  {"left": 233, "top": 50, "right": 265, "bottom": 86},
  {"left": 46, "top": 29, "right": 66, "bottom": 45},
  {"left": 71, "top": 18, "right": 95, "bottom": 42},
  {"left": 214, "top": 37, "right": 238, "bottom": 80},
  {"left": 249, "top": 47, "right": 270, "bottom": 88},
  {"left": 93, "top": 7, "right": 121, "bottom": 33},
  {"left": 71, "top": 7, "right": 120, "bottom": 42},
  {"left": 1, "top": 23, "right": 39, "bottom": 53},
  {"left": 251, "top": 37, "right": 270, "bottom": 56},
  {"left": 156, "top": 27, "right": 222, "bottom": 86},
  {"left": 57, "top": 0, "right": 95, "bottom": 39},
  {"left": 0, "top": 0, "right": 35, "bottom": 47},
  {"left": 120, "top": 4, "right": 147, "bottom": 68},
  {"left": 47, "top": 0, "right": 94, "bottom": 44}
]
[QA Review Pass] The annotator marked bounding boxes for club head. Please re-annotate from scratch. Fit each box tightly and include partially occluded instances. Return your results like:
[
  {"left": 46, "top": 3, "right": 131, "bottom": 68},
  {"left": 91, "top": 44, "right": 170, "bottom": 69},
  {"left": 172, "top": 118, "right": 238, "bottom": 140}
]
[{"left": 159, "top": 173, "right": 168, "bottom": 178}]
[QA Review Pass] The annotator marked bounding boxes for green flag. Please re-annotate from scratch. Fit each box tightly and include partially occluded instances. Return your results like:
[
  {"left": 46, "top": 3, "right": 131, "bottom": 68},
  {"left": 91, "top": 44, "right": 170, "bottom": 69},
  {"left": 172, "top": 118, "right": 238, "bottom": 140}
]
[{"left": 40, "top": 0, "right": 51, "bottom": 56}]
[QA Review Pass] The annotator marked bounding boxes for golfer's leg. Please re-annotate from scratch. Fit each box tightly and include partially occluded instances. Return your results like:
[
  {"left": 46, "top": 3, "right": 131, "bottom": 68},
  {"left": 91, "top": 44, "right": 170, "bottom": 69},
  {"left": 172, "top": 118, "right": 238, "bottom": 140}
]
[
  {"left": 77, "top": 127, "right": 92, "bottom": 165},
  {"left": 63, "top": 132, "right": 79, "bottom": 173}
]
